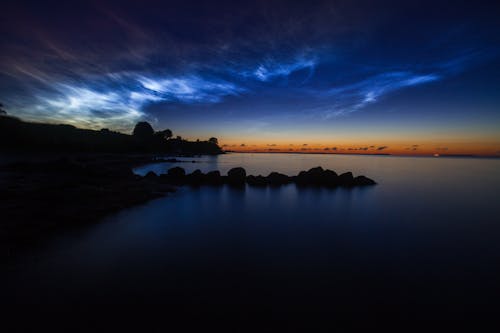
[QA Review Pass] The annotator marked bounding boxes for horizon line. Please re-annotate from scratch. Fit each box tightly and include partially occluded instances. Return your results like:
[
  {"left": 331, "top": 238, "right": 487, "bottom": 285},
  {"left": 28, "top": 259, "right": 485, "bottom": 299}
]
[{"left": 223, "top": 151, "right": 500, "bottom": 159}]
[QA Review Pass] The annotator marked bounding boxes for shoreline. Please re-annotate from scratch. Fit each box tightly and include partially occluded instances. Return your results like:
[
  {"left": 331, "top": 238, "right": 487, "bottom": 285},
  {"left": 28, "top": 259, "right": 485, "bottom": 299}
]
[{"left": 1, "top": 153, "right": 178, "bottom": 257}]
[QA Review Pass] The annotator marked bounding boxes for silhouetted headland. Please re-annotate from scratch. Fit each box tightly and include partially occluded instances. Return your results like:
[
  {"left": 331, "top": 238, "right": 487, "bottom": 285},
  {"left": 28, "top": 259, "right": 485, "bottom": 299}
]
[
  {"left": 0, "top": 115, "right": 223, "bottom": 155},
  {"left": 0, "top": 115, "right": 224, "bottom": 254}
]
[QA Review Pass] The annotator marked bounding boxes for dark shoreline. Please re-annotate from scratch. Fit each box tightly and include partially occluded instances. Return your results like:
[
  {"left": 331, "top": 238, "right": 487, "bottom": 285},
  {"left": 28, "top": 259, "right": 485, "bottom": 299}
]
[{"left": 1, "top": 153, "right": 178, "bottom": 257}]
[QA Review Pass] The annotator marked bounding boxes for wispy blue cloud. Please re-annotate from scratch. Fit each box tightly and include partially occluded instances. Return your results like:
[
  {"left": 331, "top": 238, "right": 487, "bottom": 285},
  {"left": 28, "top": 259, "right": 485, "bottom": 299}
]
[
  {"left": 19, "top": 73, "right": 244, "bottom": 130},
  {"left": 3, "top": 46, "right": 492, "bottom": 131},
  {"left": 31, "top": 84, "right": 146, "bottom": 130},
  {"left": 6, "top": 52, "right": 318, "bottom": 130},
  {"left": 316, "top": 71, "right": 441, "bottom": 117},
  {"left": 307, "top": 49, "right": 496, "bottom": 118},
  {"left": 239, "top": 56, "right": 317, "bottom": 82},
  {"left": 137, "top": 75, "right": 243, "bottom": 103}
]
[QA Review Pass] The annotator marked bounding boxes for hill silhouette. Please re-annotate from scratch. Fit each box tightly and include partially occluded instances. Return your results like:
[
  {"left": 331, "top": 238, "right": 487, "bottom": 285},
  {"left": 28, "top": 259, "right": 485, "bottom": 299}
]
[{"left": 0, "top": 116, "right": 223, "bottom": 155}]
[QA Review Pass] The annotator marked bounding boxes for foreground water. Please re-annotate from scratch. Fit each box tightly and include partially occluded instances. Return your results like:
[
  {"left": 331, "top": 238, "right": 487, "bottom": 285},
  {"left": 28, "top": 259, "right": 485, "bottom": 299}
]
[{"left": 5, "top": 153, "right": 500, "bottom": 318}]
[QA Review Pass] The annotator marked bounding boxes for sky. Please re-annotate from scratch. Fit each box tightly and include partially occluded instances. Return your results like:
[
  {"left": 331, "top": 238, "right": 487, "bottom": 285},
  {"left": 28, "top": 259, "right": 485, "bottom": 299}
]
[{"left": 1, "top": 0, "right": 500, "bottom": 156}]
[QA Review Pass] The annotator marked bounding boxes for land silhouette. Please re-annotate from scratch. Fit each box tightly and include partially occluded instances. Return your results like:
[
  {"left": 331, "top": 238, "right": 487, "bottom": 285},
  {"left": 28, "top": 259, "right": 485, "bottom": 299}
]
[
  {"left": 0, "top": 115, "right": 223, "bottom": 155},
  {"left": 0, "top": 114, "right": 221, "bottom": 253}
]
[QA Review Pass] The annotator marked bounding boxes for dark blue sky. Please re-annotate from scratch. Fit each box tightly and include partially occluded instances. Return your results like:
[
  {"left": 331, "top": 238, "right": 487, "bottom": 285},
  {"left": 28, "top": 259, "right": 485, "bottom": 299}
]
[{"left": 1, "top": 0, "right": 499, "bottom": 154}]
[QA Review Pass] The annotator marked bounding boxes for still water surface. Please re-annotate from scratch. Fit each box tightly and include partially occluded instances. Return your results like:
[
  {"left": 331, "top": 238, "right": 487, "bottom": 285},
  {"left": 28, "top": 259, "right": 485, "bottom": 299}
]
[{"left": 6, "top": 153, "right": 500, "bottom": 315}]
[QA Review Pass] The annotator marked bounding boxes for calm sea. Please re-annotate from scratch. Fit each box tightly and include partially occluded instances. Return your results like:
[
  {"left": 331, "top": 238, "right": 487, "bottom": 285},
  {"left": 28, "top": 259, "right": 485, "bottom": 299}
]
[{"left": 5, "top": 153, "right": 500, "bottom": 321}]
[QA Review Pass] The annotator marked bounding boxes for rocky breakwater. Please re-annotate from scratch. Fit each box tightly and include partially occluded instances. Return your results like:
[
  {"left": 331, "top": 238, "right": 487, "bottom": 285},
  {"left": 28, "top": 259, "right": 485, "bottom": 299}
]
[{"left": 149, "top": 166, "right": 376, "bottom": 187}]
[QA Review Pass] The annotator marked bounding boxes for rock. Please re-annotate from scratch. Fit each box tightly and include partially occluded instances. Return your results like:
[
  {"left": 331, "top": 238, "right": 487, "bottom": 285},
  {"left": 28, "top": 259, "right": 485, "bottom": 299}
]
[
  {"left": 295, "top": 171, "right": 309, "bottom": 186},
  {"left": 144, "top": 171, "right": 158, "bottom": 180},
  {"left": 306, "top": 166, "right": 325, "bottom": 182},
  {"left": 154, "top": 165, "right": 376, "bottom": 188},
  {"left": 162, "top": 166, "right": 186, "bottom": 184},
  {"left": 323, "top": 169, "right": 338, "bottom": 187},
  {"left": 246, "top": 175, "right": 267, "bottom": 186},
  {"left": 353, "top": 175, "right": 376, "bottom": 186},
  {"left": 296, "top": 166, "right": 324, "bottom": 185},
  {"left": 186, "top": 169, "right": 204, "bottom": 185},
  {"left": 338, "top": 172, "right": 354, "bottom": 186},
  {"left": 167, "top": 166, "right": 185, "bottom": 178},
  {"left": 266, "top": 172, "right": 290, "bottom": 185},
  {"left": 205, "top": 170, "right": 222, "bottom": 184},
  {"left": 158, "top": 174, "right": 173, "bottom": 184},
  {"left": 227, "top": 167, "right": 246, "bottom": 185}
]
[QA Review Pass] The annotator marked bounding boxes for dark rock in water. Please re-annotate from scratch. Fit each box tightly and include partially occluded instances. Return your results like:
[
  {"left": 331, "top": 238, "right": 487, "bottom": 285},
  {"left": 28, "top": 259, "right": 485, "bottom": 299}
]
[
  {"left": 144, "top": 171, "right": 158, "bottom": 180},
  {"left": 246, "top": 175, "right": 256, "bottom": 185},
  {"left": 266, "top": 172, "right": 290, "bottom": 185},
  {"left": 158, "top": 174, "right": 172, "bottom": 184},
  {"left": 154, "top": 165, "right": 375, "bottom": 188},
  {"left": 186, "top": 169, "right": 204, "bottom": 185},
  {"left": 295, "top": 171, "right": 309, "bottom": 186},
  {"left": 296, "top": 166, "right": 324, "bottom": 186},
  {"left": 353, "top": 175, "right": 376, "bottom": 186},
  {"left": 306, "top": 166, "right": 324, "bottom": 183},
  {"left": 205, "top": 170, "right": 222, "bottom": 184},
  {"left": 227, "top": 167, "right": 246, "bottom": 185},
  {"left": 323, "top": 169, "right": 338, "bottom": 187},
  {"left": 338, "top": 172, "right": 354, "bottom": 186},
  {"left": 167, "top": 166, "right": 185, "bottom": 178},
  {"left": 220, "top": 175, "right": 229, "bottom": 185},
  {"left": 247, "top": 175, "right": 267, "bottom": 186}
]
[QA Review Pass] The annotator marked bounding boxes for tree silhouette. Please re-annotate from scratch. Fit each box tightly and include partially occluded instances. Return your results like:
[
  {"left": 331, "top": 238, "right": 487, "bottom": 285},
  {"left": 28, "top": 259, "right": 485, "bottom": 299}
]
[
  {"left": 209, "top": 137, "right": 218, "bottom": 145},
  {"left": 155, "top": 129, "right": 173, "bottom": 140},
  {"left": 133, "top": 122, "right": 154, "bottom": 139}
]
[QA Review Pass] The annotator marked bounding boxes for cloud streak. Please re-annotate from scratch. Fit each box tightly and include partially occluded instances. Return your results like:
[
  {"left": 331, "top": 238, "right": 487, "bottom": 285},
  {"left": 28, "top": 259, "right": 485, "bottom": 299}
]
[
  {"left": 318, "top": 71, "right": 440, "bottom": 118},
  {"left": 137, "top": 75, "right": 243, "bottom": 103},
  {"left": 19, "top": 72, "right": 244, "bottom": 130},
  {"left": 251, "top": 56, "right": 317, "bottom": 82}
]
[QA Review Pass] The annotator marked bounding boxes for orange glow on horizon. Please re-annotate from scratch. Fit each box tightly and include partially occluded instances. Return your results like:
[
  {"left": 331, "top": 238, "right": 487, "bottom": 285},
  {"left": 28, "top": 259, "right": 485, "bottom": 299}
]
[{"left": 218, "top": 141, "right": 500, "bottom": 157}]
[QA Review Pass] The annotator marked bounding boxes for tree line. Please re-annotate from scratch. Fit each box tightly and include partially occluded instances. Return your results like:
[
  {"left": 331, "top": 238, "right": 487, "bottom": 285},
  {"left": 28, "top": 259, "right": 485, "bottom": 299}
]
[{"left": 0, "top": 110, "right": 222, "bottom": 155}]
